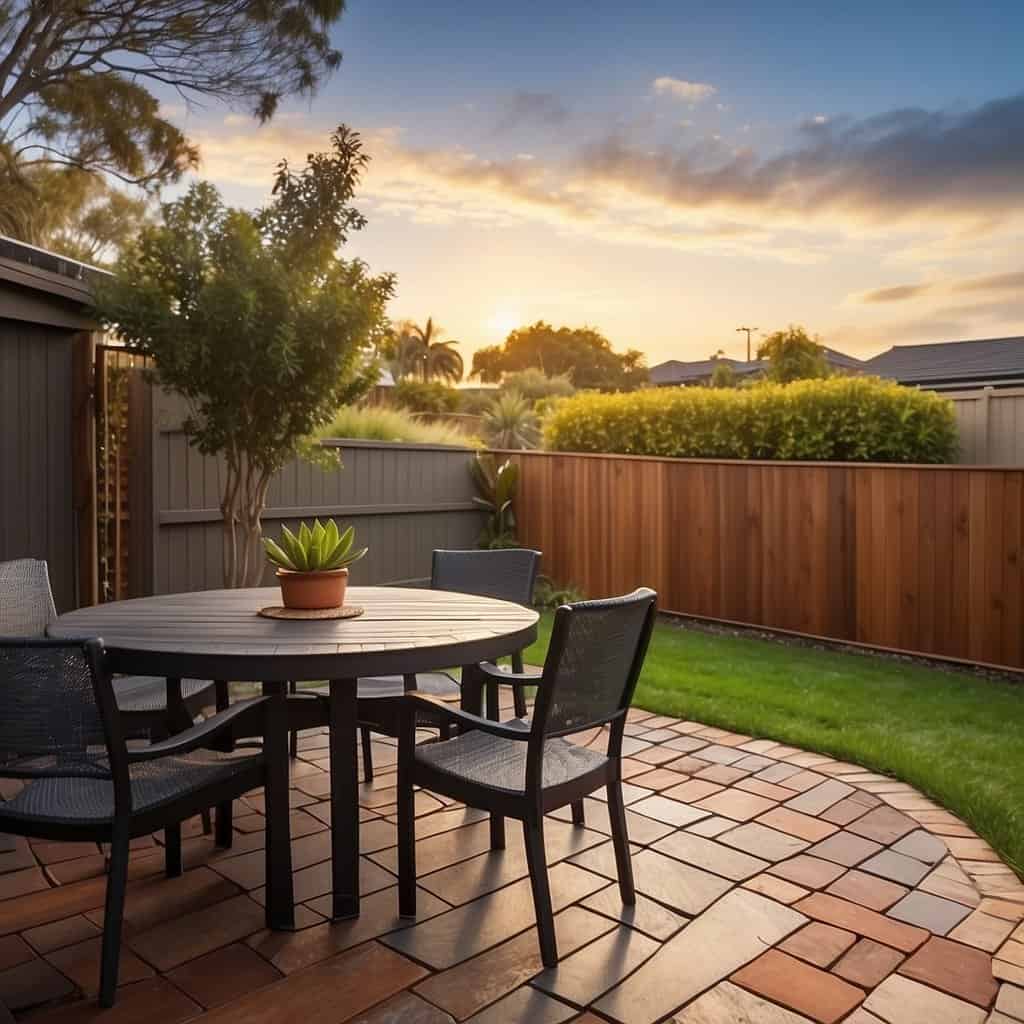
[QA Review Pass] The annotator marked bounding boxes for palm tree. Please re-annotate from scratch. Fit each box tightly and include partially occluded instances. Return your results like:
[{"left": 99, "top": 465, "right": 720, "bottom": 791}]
[
  {"left": 482, "top": 391, "right": 540, "bottom": 450},
  {"left": 392, "top": 318, "right": 464, "bottom": 383}
]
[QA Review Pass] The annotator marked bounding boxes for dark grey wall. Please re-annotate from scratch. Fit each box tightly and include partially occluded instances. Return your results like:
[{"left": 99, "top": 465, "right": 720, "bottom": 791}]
[
  {"left": 0, "top": 320, "right": 75, "bottom": 610},
  {"left": 136, "top": 385, "right": 484, "bottom": 595}
]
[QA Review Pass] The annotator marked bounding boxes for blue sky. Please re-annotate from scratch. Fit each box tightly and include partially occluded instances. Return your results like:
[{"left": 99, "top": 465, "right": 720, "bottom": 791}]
[{"left": 177, "top": 1, "right": 1024, "bottom": 367}]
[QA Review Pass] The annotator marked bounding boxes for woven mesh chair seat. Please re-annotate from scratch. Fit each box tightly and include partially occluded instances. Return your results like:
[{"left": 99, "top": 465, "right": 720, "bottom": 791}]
[
  {"left": 0, "top": 749, "right": 261, "bottom": 826},
  {"left": 357, "top": 672, "right": 460, "bottom": 700},
  {"left": 113, "top": 677, "right": 213, "bottom": 714},
  {"left": 415, "top": 722, "right": 607, "bottom": 795}
]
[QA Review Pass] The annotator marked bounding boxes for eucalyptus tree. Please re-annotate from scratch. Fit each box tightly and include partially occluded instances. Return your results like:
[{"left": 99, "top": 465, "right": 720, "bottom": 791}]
[{"left": 0, "top": 1, "right": 348, "bottom": 206}]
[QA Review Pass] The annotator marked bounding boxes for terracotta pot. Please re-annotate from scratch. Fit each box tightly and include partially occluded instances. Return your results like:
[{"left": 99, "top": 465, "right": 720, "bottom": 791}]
[{"left": 276, "top": 568, "right": 348, "bottom": 610}]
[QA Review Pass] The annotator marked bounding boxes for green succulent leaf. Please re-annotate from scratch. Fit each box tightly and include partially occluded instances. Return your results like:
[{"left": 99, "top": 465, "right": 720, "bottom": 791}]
[
  {"left": 263, "top": 537, "right": 296, "bottom": 571},
  {"left": 266, "top": 518, "right": 366, "bottom": 574}
]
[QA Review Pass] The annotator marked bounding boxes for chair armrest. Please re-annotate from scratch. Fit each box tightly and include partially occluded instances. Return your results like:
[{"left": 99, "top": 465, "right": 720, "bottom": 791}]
[
  {"left": 127, "top": 698, "right": 271, "bottom": 762},
  {"left": 405, "top": 692, "right": 530, "bottom": 741},
  {"left": 476, "top": 662, "right": 540, "bottom": 688}
]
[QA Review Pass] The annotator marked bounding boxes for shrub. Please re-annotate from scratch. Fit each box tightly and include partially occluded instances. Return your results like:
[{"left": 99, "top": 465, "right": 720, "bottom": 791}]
[
  {"left": 543, "top": 377, "right": 959, "bottom": 463},
  {"left": 320, "top": 405, "right": 472, "bottom": 446},
  {"left": 482, "top": 391, "right": 541, "bottom": 450},
  {"left": 501, "top": 368, "right": 576, "bottom": 403},
  {"left": 391, "top": 378, "right": 460, "bottom": 414},
  {"left": 533, "top": 576, "right": 585, "bottom": 609}
]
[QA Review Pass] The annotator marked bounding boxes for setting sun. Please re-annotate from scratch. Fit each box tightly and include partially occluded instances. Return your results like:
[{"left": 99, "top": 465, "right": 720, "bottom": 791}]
[{"left": 485, "top": 309, "right": 522, "bottom": 340}]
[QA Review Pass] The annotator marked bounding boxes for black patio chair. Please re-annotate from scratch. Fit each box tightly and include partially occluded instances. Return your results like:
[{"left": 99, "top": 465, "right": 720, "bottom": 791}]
[
  {"left": 396, "top": 587, "right": 657, "bottom": 967},
  {"left": 1, "top": 559, "right": 221, "bottom": 835},
  {"left": 0, "top": 559, "right": 217, "bottom": 734},
  {"left": 0, "top": 638, "right": 293, "bottom": 1007},
  {"left": 348, "top": 548, "right": 541, "bottom": 781}
]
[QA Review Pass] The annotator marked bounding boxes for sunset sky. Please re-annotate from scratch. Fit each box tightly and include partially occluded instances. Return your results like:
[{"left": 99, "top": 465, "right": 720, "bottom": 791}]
[{"left": 173, "top": 1, "right": 1023, "bottom": 369}]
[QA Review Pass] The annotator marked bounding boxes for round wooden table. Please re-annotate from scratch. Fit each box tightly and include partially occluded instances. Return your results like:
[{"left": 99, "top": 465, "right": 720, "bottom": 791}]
[{"left": 50, "top": 586, "right": 539, "bottom": 919}]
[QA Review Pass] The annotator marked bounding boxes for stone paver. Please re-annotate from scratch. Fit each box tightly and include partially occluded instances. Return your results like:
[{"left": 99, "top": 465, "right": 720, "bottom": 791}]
[
  {"left": 899, "top": 935, "right": 1000, "bottom": 1006},
  {"left": 732, "top": 949, "right": 864, "bottom": 1023},
  {"left": 888, "top": 889, "right": 974, "bottom": 934},
  {"left": 594, "top": 888, "right": 806, "bottom": 1024},
  {"left": 864, "top": 974, "right": 987, "bottom": 1024},
  {"left": 780, "top": 921, "right": 857, "bottom": 968},
  {"left": 3, "top": 715, "right": 1016, "bottom": 1023},
  {"left": 672, "top": 980, "right": 816, "bottom": 1023},
  {"left": 833, "top": 938, "right": 905, "bottom": 988}
]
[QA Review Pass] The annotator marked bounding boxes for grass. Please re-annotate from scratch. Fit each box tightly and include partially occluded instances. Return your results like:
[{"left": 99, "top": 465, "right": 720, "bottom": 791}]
[
  {"left": 320, "top": 404, "right": 475, "bottom": 447},
  {"left": 523, "top": 612, "right": 1024, "bottom": 876}
]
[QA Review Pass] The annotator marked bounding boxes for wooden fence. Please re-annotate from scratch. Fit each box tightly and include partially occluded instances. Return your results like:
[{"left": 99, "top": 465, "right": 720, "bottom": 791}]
[
  {"left": 506, "top": 450, "right": 1024, "bottom": 671},
  {"left": 949, "top": 387, "right": 1024, "bottom": 465},
  {"left": 127, "top": 380, "right": 482, "bottom": 597}
]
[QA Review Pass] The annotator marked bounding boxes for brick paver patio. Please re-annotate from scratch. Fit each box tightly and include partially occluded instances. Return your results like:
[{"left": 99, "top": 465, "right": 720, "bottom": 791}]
[{"left": 2, "top": 695, "right": 1022, "bottom": 1023}]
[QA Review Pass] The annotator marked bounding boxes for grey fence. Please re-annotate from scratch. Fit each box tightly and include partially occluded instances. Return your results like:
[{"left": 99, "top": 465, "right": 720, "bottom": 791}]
[
  {"left": 128, "top": 380, "right": 483, "bottom": 597},
  {"left": 948, "top": 387, "right": 1024, "bottom": 465}
]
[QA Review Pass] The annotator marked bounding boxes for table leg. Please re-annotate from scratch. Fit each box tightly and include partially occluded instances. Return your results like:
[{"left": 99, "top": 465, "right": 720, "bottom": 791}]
[
  {"left": 460, "top": 662, "right": 484, "bottom": 716},
  {"left": 329, "top": 678, "right": 360, "bottom": 919}
]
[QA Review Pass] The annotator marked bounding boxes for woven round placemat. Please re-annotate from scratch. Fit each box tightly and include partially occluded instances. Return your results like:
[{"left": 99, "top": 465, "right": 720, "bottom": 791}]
[{"left": 257, "top": 605, "right": 365, "bottom": 621}]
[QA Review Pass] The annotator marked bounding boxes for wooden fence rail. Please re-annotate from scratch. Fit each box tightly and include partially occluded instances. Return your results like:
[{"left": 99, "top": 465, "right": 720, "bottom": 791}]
[{"left": 505, "top": 450, "right": 1024, "bottom": 671}]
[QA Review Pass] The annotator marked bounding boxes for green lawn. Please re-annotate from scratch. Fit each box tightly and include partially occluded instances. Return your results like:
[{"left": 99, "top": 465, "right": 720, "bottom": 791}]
[{"left": 523, "top": 613, "right": 1024, "bottom": 876}]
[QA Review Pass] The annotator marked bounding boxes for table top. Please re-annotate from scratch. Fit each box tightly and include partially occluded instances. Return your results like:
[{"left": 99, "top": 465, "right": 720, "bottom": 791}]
[{"left": 49, "top": 586, "right": 539, "bottom": 681}]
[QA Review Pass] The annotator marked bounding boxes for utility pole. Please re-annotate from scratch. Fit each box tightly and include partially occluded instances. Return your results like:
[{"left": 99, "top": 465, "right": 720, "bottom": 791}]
[{"left": 736, "top": 326, "right": 758, "bottom": 362}]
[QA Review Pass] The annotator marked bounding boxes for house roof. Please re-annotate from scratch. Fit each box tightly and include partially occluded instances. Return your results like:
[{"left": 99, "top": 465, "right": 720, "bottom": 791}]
[
  {"left": 864, "top": 336, "right": 1024, "bottom": 388},
  {"left": 649, "top": 346, "right": 865, "bottom": 386},
  {"left": 0, "top": 235, "right": 111, "bottom": 330},
  {"left": 649, "top": 357, "right": 764, "bottom": 385}
]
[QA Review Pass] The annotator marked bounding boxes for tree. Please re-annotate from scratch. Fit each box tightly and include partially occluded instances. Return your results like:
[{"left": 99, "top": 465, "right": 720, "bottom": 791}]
[
  {"left": 390, "top": 318, "right": 463, "bottom": 383},
  {"left": 391, "top": 379, "right": 460, "bottom": 414},
  {"left": 0, "top": 166, "right": 149, "bottom": 265},
  {"left": 471, "top": 321, "right": 647, "bottom": 391},
  {"left": 501, "top": 368, "right": 576, "bottom": 403},
  {"left": 710, "top": 360, "right": 737, "bottom": 388},
  {"left": 0, "top": 1, "right": 347, "bottom": 194},
  {"left": 93, "top": 127, "right": 394, "bottom": 588},
  {"left": 757, "top": 325, "right": 829, "bottom": 383},
  {"left": 482, "top": 391, "right": 540, "bottom": 450}
]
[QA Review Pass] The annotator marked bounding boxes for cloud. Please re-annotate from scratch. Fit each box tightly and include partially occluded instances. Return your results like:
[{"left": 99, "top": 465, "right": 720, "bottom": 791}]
[
  {"left": 862, "top": 283, "right": 932, "bottom": 303},
  {"left": 952, "top": 270, "right": 1024, "bottom": 293},
  {"left": 494, "top": 91, "right": 569, "bottom": 133},
  {"left": 578, "top": 92, "right": 1024, "bottom": 227},
  {"left": 857, "top": 269, "right": 1024, "bottom": 304},
  {"left": 652, "top": 77, "right": 716, "bottom": 104},
  {"left": 188, "top": 90, "right": 1024, "bottom": 265}
]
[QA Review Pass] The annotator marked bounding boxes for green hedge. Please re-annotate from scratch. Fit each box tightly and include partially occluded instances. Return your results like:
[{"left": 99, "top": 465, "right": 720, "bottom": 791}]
[{"left": 543, "top": 377, "right": 959, "bottom": 462}]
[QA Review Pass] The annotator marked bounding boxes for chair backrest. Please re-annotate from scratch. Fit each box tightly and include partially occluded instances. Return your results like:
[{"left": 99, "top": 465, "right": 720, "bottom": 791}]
[
  {"left": 529, "top": 588, "right": 657, "bottom": 752},
  {"left": 431, "top": 549, "right": 541, "bottom": 607},
  {"left": 0, "top": 559, "right": 57, "bottom": 638},
  {"left": 0, "top": 640, "right": 126, "bottom": 793}
]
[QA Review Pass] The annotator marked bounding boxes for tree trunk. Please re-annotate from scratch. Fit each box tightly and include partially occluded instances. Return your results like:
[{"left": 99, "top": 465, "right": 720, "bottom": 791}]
[{"left": 220, "top": 452, "right": 242, "bottom": 589}]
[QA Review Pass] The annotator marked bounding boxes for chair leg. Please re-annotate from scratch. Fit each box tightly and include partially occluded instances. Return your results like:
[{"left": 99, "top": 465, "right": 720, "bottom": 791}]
[
  {"left": 99, "top": 830, "right": 130, "bottom": 1007},
  {"left": 483, "top": 678, "right": 505, "bottom": 847},
  {"left": 288, "top": 681, "right": 299, "bottom": 759},
  {"left": 523, "top": 815, "right": 558, "bottom": 967},
  {"left": 571, "top": 800, "right": 586, "bottom": 826},
  {"left": 513, "top": 687, "right": 528, "bottom": 719},
  {"left": 215, "top": 801, "right": 233, "bottom": 849},
  {"left": 200, "top": 808, "right": 213, "bottom": 835},
  {"left": 264, "top": 690, "right": 295, "bottom": 929},
  {"left": 397, "top": 715, "right": 417, "bottom": 917},
  {"left": 360, "top": 725, "right": 374, "bottom": 782},
  {"left": 164, "top": 823, "right": 182, "bottom": 878},
  {"left": 606, "top": 780, "right": 635, "bottom": 905},
  {"left": 511, "top": 652, "right": 528, "bottom": 719}
]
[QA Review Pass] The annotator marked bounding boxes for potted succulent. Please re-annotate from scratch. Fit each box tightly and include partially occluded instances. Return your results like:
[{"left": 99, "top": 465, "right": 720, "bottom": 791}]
[{"left": 263, "top": 519, "right": 367, "bottom": 610}]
